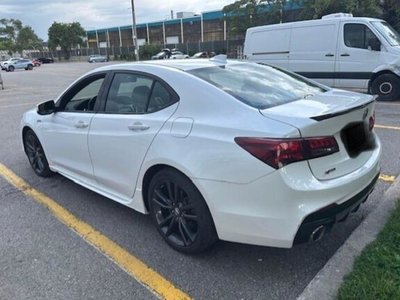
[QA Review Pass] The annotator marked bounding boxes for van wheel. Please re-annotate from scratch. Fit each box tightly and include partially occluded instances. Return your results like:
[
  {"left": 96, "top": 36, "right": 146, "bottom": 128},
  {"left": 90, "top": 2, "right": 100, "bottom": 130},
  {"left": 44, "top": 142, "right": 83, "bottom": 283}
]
[
  {"left": 371, "top": 74, "right": 400, "bottom": 101},
  {"left": 148, "top": 168, "right": 218, "bottom": 254}
]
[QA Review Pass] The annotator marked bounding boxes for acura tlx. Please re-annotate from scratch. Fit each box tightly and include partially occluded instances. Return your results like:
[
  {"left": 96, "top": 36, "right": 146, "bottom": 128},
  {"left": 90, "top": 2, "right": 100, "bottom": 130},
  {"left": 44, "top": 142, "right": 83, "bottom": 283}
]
[{"left": 21, "top": 57, "right": 381, "bottom": 253}]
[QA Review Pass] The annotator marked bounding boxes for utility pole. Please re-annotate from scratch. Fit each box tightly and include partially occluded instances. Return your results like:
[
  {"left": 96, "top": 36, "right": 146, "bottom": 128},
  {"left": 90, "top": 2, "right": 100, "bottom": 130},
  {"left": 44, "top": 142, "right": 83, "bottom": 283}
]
[{"left": 131, "top": 0, "right": 139, "bottom": 60}]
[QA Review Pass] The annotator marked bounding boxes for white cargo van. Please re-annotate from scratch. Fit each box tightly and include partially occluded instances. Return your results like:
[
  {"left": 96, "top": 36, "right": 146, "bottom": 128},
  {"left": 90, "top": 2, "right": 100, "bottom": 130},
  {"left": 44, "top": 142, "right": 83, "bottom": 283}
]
[{"left": 244, "top": 13, "right": 400, "bottom": 101}]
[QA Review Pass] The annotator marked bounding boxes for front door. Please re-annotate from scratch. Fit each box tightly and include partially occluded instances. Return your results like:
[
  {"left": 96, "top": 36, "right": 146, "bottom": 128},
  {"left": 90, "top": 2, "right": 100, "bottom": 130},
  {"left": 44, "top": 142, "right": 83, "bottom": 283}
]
[
  {"left": 336, "top": 22, "right": 383, "bottom": 89},
  {"left": 38, "top": 73, "right": 107, "bottom": 183}
]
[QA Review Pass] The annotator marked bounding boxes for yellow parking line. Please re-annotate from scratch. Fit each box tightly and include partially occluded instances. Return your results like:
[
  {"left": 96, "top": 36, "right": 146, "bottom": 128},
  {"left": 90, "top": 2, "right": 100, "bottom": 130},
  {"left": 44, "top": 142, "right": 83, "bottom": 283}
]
[
  {"left": 375, "top": 124, "right": 400, "bottom": 131},
  {"left": 0, "top": 163, "right": 191, "bottom": 300},
  {"left": 379, "top": 174, "right": 396, "bottom": 183}
]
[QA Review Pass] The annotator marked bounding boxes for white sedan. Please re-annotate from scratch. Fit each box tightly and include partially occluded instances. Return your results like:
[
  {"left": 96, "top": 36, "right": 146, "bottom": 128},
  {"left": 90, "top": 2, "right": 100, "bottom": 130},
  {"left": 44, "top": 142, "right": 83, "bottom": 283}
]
[
  {"left": 21, "top": 56, "right": 381, "bottom": 253},
  {"left": 169, "top": 51, "right": 190, "bottom": 59}
]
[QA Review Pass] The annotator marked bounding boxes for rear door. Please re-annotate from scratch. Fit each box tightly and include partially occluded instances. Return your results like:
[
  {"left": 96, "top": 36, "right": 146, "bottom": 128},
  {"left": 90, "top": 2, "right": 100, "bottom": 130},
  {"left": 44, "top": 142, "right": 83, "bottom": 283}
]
[
  {"left": 289, "top": 22, "right": 339, "bottom": 87},
  {"left": 88, "top": 71, "right": 179, "bottom": 199}
]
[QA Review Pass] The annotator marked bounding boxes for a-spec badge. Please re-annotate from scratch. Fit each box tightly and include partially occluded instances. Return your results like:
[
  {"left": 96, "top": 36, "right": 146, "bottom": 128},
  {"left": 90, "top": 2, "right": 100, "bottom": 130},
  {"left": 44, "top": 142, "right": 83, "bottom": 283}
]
[{"left": 325, "top": 167, "right": 336, "bottom": 175}]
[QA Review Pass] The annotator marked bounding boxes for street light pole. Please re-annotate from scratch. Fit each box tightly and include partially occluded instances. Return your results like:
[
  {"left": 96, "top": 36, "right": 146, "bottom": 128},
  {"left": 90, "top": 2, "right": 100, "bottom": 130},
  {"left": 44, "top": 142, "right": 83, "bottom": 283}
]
[{"left": 130, "top": 0, "right": 139, "bottom": 60}]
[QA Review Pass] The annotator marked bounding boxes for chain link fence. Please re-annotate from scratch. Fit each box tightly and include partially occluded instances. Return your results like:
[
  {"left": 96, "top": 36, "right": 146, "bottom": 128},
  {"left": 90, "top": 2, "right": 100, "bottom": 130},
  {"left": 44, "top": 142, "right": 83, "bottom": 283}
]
[{"left": 27, "top": 39, "right": 245, "bottom": 62}]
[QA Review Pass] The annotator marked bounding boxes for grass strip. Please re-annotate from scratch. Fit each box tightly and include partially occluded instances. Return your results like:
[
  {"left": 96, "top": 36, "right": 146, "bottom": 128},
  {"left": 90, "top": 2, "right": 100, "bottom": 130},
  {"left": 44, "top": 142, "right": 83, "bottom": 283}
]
[{"left": 337, "top": 200, "right": 400, "bottom": 299}]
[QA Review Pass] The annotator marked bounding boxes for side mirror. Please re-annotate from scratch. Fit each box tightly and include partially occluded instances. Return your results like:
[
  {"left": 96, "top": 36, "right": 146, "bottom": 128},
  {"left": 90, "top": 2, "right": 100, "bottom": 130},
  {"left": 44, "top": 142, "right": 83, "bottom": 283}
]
[
  {"left": 37, "top": 100, "right": 56, "bottom": 115},
  {"left": 368, "top": 38, "right": 381, "bottom": 51}
]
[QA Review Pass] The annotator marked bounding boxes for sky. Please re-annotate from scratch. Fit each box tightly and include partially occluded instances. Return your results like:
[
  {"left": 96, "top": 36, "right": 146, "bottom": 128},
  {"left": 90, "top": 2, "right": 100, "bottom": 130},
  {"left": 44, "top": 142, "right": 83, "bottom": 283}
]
[{"left": 0, "top": 0, "right": 234, "bottom": 41}]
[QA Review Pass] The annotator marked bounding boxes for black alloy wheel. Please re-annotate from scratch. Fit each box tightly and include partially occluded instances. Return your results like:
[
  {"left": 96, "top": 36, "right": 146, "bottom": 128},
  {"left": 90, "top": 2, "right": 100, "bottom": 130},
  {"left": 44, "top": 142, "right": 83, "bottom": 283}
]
[
  {"left": 148, "top": 169, "right": 217, "bottom": 254},
  {"left": 23, "top": 130, "right": 53, "bottom": 177}
]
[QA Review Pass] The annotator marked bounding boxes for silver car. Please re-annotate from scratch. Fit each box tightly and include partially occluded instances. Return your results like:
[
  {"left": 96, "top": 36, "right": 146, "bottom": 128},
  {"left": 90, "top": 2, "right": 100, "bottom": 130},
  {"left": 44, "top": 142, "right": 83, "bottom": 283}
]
[
  {"left": 6, "top": 59, "right": 34, "bottom": 72},
  {"left": 1, "top": 58, "right": 20, "bottom": 70},
  {"left": 88, "top": 55, "right": 108, "bottom": 63}
]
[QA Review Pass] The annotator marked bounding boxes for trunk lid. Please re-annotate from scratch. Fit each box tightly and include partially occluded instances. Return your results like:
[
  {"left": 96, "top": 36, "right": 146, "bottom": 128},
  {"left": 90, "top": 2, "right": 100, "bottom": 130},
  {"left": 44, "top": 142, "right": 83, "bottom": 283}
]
[{"left": 260, "top": 89, "right": 377, "bottom": 180}]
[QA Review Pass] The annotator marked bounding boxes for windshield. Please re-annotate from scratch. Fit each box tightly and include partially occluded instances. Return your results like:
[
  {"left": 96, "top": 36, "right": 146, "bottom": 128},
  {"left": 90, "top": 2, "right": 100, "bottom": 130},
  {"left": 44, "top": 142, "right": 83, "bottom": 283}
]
[
  {"left": 188, "top": 63, "right": 326, "bottom": 109},
  {"left": 371, "top": 21, "right": 400, "bottom": 46}
]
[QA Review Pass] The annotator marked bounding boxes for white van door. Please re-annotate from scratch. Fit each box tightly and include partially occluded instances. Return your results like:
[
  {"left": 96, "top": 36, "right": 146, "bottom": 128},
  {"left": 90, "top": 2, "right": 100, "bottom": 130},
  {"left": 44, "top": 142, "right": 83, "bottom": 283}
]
[
  {"left": 336, "top": 22, "right": 383, "bottom": 90},
  {"left": 289, "top": 23, "right": 338, "bottom": 87}
]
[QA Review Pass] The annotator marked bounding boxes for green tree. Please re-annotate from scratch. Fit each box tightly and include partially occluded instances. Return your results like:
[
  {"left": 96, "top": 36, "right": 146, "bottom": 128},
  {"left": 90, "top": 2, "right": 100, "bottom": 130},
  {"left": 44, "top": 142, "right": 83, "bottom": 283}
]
[
  {"left": 0, "top": 19, "right": 21, "bottom": 54},
  {"left": 15, "top": 26, "right": 42, "bottom": 53},
  {"left": 222, "top": 0, "right": 289, "bottom": 37},
  {"left": 0, "top": 19, "right": 42, "bottom": 54},
  {"left": 381, "top": 0, "right": 400, "bottom": 31},
  {"left": 48, "top": 22, "right": 85, "bottom": 60},
  {"left": 139, "top": 44, "right": 161, "bottom": 60},
  {"left": 299, "top": 0, "right": 381, "bottom": 20}
]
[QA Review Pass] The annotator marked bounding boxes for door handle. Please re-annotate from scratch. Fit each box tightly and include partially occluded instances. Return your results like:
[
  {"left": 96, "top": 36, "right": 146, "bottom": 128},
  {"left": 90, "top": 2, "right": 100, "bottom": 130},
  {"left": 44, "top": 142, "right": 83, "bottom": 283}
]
[
  {"left": 128, "top": 122, "right": 150, "bottom": 131},
  {"left": 325, "top": 53, "right": 334, "bottom": 57},
  {"left": 74, "top": 121, "right": 89, "bottom": 128},
  {"left": 341, "top": 53, "right": 350, "bottom": 57}
]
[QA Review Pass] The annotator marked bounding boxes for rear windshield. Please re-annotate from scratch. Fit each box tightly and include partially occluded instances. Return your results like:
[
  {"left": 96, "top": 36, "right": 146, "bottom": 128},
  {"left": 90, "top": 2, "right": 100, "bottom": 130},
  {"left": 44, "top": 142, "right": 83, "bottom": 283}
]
[{"left": 188, "top": 63, "right": 326, "bottom": 109}]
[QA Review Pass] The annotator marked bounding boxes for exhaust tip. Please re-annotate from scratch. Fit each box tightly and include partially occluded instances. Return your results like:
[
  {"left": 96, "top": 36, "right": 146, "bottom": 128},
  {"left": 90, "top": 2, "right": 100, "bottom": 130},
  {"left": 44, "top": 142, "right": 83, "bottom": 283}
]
[{"left": 309, "top": 225, "right": 326, "bottom": 242}]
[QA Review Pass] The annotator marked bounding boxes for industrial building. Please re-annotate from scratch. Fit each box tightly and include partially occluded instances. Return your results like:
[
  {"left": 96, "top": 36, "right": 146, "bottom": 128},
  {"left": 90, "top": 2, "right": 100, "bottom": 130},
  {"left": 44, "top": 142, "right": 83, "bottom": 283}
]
[
  {"left": 84, "top": 4, "right": 301, "bottom": 59},
  {"left": 86, "top": 10, "right": 232, "bottom": 49}
]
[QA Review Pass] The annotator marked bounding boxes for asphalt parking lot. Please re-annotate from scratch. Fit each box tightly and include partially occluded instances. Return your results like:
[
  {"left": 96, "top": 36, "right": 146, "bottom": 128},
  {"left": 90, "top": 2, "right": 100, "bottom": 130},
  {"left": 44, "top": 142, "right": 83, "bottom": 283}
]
[{"left": 0, "top": 62, "right": 399, "bottom": 299}]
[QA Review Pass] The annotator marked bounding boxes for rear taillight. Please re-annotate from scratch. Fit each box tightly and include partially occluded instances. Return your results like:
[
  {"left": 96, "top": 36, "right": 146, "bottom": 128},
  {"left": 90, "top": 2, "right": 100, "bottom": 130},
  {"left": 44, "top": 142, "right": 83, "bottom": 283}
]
[{"left": 235, "top": 136, "right": 339, "bottom": 169}]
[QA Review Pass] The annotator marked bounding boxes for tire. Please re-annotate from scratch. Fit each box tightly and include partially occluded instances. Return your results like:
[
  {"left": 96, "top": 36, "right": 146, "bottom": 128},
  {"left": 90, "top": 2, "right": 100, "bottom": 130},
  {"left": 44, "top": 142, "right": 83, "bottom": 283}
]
[
  {"left": 371, "top": 74, "right": 400, "bottom": 101},
  {"left": 23, "top": 130, "right": 54, "bottom": 177},
  {"left": 148, "top": 168, "right": 218, "bottom": 254},
  {"left": 8, "top": 66, "right": 14, "bottom": 72},
  {"left": 27, "top": 64, "right": 33, "bottom": 70}
]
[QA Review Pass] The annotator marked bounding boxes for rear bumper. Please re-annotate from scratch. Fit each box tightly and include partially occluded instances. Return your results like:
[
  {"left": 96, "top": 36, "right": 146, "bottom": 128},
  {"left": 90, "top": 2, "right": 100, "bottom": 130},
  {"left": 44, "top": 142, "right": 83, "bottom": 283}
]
[
  {"left": 293, "top": 173, "right": 379, "bottom": 244},
  {"left": 192, "top": 138, "right": 381, "bottom": 248}
]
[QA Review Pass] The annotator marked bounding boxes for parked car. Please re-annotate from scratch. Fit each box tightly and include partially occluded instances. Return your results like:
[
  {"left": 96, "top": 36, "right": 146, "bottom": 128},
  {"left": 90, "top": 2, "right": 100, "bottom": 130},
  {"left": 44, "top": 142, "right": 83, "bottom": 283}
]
[
  {"left": 151, "top": 49, "right": 171, "bottom": 60},
  {"left": 37, "top": 57, "right": 54, "bottom": 64},
  {"left": 192, "top": 52, "right": 209, "bottom": 58},
  {"left": 21, "top": 57, "right": 381, "bottom": 253},
  {"left": 244, "top": 12, "right": 400, "bottom": 101},
  {"left": 6, "top": 59, "right": 34, "bottom": 72},
  {"left": 1, "top": 57, "right": 20, "bottom": 70},
  {"left": 32, "top": 59, "right": 42, "bottom": 67},
  {"left": 88, "top": 55, "right": 108, "bottom": 63},
  {"left": 169, "top": 51, "right": 190, "bottom": 59}
]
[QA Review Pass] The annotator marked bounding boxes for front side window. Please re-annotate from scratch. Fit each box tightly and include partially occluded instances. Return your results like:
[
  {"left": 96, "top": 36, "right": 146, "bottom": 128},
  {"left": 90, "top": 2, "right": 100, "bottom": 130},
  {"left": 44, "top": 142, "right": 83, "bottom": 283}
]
[
  {"left": 344, "top": 24, "right": 378, "bottom": 49},
  {"left": 188, "top": 63, "right": 326, "bottom": 109},
  {"left": 105, "top": 73, "right": 177, "bottom": 114},
  {"left": 61, "top": 75, "right": 106, "bottom": 112}
]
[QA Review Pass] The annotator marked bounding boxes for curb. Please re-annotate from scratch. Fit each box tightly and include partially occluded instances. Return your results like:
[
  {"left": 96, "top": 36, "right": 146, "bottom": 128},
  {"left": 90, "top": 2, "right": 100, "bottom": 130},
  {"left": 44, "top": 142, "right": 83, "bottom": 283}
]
[{"left": 297, "top": 176, "right": 400, "bottom": 300}]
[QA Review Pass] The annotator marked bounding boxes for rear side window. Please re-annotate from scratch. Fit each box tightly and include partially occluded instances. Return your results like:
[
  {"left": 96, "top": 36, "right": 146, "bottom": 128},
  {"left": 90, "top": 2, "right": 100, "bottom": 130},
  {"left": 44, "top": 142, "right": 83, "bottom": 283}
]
[
  {"left": 188, "top": 63, "right": 326, "bottom": 109},
  {"left": 344, "top": 24, "right": 377, "bottom": 49},
  {"left": 148, "top": 82, "right": 175, "bottom": 113}
]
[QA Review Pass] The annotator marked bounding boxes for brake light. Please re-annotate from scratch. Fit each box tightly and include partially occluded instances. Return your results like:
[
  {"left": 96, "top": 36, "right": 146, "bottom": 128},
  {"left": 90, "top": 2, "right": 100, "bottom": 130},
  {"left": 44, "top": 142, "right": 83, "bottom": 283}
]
[{"left": 235, "top": 136, "right": 339, "bottom": 169}]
